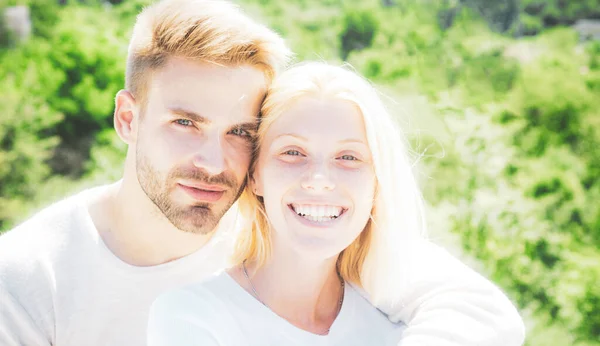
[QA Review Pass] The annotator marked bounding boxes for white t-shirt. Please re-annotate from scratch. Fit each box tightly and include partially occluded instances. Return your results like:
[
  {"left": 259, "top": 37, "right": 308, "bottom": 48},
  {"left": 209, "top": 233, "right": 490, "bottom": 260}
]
[
  {"left": 0, "top": 184, "right": 525, "bottom": 346},
  {"left": 148, "top": 272, "right": 406, "bottom": 346},
  {"left": 0, "top": 186, "right": 232, "bottom": 346}
]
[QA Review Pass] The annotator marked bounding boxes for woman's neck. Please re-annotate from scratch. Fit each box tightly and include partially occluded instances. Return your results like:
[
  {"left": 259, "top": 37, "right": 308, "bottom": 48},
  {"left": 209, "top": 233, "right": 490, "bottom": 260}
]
[{"left": 230, "top": 245, "right": 344, "bottom": 335}]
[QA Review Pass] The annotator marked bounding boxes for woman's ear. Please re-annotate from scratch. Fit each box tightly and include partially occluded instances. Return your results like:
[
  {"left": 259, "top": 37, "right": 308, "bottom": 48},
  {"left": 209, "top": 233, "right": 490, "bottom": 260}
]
[
  {"left": 114, "top": 90, "right": 139, "bottom": 145},
  {"left": 250, "top": 169, "right": 264, "bottom": 197}
]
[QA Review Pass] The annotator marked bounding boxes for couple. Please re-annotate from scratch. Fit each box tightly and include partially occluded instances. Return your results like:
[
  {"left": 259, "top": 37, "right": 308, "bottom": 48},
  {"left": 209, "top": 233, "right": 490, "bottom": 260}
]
[
  {"left": 0, "top": 0, "right": 525, "bottom": 345},
  {"left": 147, "top": 60, "right": 425, "bottom": 344}
]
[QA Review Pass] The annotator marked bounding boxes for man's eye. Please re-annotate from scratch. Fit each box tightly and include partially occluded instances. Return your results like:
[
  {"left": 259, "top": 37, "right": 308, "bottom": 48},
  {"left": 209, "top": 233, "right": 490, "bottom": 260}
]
[
  {"left": 339, "top": 154, "right": 358, "bottom": 161},
  {"left": 175, "top": 119, "right": 193, "bottom": 127},
  {"left": 230, "top": 127, "right": 251, "bottom": 137}
]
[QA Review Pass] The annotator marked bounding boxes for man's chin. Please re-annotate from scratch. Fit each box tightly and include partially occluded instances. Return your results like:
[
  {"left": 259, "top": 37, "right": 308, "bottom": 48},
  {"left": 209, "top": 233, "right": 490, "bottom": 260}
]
[
  {"left": 162, "top": 195, "right": 235, "bottom": 235},
  {"left": 180, "top": 225, "right": 215, "bottom": 235},
  {"left": 170, "top": 220, "right": 217, "bottom": 235},
  {"left": 168, "top": 210, "right": 221, "bottom": 235}
]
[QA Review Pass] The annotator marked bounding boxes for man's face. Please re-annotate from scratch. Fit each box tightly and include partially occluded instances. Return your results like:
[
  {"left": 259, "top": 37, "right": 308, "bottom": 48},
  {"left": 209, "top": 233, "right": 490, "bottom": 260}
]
[{"left": 134, "top": 57, "right": 266, "bottom": 234}]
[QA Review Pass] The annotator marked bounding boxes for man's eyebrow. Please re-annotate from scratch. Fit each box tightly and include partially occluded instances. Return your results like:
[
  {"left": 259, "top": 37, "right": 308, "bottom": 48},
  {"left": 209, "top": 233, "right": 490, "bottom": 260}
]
[
  {"left": 236, "top": 121, "right": 259, "bottom": 130},
  {"left": 168, "top": 108, "right": 210, "bottom": 124}
]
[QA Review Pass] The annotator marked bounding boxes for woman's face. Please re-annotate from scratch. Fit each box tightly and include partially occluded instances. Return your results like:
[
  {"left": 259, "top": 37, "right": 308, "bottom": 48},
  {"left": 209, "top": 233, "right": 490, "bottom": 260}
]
[{"left": 253, "top": 96, "right": 376, "bottom": 259}]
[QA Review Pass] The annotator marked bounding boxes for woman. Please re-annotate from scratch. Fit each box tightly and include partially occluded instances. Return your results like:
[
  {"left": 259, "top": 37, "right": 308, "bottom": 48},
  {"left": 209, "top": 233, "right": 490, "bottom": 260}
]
[{"left": 149, "top": 62, "right": 442, "bottom": 344}]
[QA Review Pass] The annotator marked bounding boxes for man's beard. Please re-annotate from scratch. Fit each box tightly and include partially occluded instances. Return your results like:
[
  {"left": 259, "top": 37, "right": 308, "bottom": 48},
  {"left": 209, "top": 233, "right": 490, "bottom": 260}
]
[{"left": 135, "top": 150, "right": 244, "bottom": 235}]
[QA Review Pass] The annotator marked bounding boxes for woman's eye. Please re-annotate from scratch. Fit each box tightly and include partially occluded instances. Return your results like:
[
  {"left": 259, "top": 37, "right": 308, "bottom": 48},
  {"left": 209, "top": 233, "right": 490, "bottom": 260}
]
[
  {"left": 284, "top": 149, "right": 303, "bottom": 156},
  {"left": 339, "top": 154, "right": 358, "bottom": 161},
  {"left": 175, "top": 119, "right": 193, "bottom": 127}
]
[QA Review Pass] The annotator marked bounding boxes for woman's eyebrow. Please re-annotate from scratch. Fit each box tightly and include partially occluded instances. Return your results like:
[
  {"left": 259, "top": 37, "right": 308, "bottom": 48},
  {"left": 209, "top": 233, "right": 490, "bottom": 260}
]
[
  {"left": 273, "top": 133, "right": 308, "bottom": 141},
  {"left": 338, "top": 138, "right": 366, "bottom": 144}
]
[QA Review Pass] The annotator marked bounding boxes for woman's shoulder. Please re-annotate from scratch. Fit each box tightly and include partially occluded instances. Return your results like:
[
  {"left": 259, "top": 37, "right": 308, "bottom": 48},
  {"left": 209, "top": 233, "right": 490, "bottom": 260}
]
[
  {"left": 148, "top": 272, "right": 245, "bottom": 346},
  {"left": 336, "top": 284, "right": 406, "bottom": 344},
  {"left": 151, "top": 271, "right": 235, "bottom": 316},
  {"left": 345, "top": 284, "right": 402, "bottom": 325}
]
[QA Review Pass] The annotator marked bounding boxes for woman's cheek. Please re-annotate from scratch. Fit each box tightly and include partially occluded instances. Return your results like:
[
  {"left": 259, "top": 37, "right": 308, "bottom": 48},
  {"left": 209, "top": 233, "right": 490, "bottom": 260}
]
[
  {"left": 344, "top": 168, "right": 376, "bottom": 200},
  {"left": 266, "top": 157, "right": 304, "bottom": 176}
]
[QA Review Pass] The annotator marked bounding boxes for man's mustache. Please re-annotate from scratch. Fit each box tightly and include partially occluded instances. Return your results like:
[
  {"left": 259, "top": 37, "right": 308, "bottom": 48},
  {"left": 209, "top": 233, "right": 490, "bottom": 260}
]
[{"left": 168, "top": 168, "right": 237, "bottom": 189}]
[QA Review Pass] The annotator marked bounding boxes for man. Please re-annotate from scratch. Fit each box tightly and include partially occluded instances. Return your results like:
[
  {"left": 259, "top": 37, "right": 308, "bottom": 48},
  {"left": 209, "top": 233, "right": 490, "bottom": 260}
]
[{"left": 0, "top": 0, "right": 525, "bottom": 345}]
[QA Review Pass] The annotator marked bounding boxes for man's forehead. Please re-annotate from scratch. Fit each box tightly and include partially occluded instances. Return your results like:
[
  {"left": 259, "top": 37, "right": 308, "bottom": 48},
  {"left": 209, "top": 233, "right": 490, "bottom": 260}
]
[
  {"left": 157, "top": 57, "right": 268, "bottom": 85},
  {"left": 144, "top": 60, "right": 266, "bottom": 123},
  {"left": 165, "top": 103, "right": 260, "bottom": 124}
]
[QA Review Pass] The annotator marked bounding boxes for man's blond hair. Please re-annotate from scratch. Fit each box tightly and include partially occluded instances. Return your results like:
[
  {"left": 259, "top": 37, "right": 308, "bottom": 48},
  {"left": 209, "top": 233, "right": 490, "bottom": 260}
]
[{"left": 126, "top": 0, "right": 291, "bottom": 104}]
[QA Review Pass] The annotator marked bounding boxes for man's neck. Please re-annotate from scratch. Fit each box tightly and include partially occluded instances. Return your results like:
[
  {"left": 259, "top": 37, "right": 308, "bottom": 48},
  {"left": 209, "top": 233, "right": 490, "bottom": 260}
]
[{"left": 88, "top": 178, "right": 214, "bottom": 267}]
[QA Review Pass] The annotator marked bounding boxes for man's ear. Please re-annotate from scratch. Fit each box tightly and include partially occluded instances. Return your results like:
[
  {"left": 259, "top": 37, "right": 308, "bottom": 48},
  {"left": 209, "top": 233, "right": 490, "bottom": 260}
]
[{"left": 114, "top": 90, "right": 140, "bottom": 145}]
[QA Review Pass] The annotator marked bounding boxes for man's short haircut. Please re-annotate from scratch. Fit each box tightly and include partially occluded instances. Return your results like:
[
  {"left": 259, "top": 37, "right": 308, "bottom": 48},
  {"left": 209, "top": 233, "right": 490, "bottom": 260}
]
[{"left": 126, "top": 0, "right": 291, "bottom": 105}]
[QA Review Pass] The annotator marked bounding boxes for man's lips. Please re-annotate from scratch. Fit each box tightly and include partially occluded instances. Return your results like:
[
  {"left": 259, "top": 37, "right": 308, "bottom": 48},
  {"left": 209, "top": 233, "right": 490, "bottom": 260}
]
[{"left": 177, "top": 182, "right": 226, "bottom": 203}]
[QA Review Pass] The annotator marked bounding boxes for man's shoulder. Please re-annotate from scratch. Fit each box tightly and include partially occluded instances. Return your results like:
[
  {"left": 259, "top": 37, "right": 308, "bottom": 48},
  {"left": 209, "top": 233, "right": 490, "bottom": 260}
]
[
  {"left": 1, "top": 189, "right": 91, "bottom": 247},
  {"left": 0, "top": 185, "right": 109, "bottom": 283}
]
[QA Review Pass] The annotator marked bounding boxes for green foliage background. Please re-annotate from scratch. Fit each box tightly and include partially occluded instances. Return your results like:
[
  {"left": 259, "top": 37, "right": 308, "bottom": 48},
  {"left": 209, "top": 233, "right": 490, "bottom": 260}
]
[{"left": 1, "top": 0, "right": 599, "bottom": 344}]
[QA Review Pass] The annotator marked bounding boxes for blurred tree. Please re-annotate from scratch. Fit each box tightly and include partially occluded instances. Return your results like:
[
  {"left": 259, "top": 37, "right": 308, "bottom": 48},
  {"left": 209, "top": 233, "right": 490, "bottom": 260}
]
[
  {"left": 0, "top": 11, "right": 14, "bottom": 47},
  {"left": 340, "top": 8, "right": 378, "bottom": 59},
  {"left": 0, "top": 40, "right": 63, "bottom": 230},
  {"left": 423, "top": 29, "right": 600, "bottom": 344},
  {"left": 31, "top": 5, "right": 126, "bottom": 176},
  {"left": 437, "top": 0, "right": 600, "bottom": 36},
  {"left": 463, "top": 0, "right": 520, "bottom": 32},
  {"left": 522, "top": 0, "right": 600, "bottom": 27}
]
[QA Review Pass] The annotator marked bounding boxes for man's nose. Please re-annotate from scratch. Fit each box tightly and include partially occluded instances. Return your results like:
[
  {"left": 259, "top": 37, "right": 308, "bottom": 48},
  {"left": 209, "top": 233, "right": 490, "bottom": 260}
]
[{"left": 191, "top": 135, "right": 227, "bottom": 176}]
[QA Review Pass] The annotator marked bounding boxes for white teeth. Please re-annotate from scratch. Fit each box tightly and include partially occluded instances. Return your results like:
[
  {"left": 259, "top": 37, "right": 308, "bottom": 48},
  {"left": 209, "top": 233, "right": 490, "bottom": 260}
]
[{"left": 291, "top": 204, "right": 343, "bottom": 222}]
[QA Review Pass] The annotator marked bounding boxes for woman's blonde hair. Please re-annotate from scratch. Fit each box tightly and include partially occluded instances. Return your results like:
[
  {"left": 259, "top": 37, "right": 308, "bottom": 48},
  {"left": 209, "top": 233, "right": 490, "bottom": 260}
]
[{"left": 233, "top": 62, "right": 427, "bottom": 304}]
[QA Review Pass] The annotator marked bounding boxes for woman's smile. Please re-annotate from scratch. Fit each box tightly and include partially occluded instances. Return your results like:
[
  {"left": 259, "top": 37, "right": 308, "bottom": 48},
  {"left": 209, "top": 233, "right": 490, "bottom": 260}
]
[{"left": 288, "top": 203, "right": 348, "bottom": 224}]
